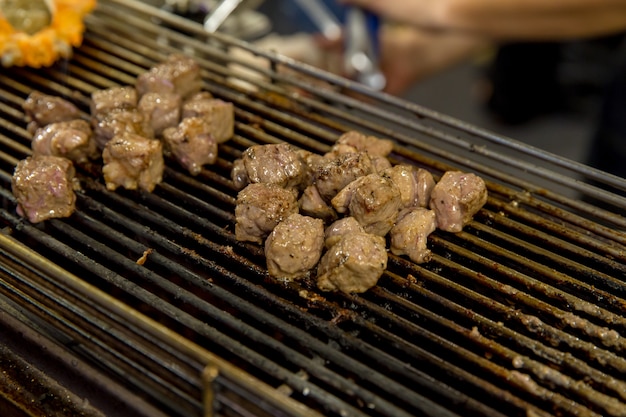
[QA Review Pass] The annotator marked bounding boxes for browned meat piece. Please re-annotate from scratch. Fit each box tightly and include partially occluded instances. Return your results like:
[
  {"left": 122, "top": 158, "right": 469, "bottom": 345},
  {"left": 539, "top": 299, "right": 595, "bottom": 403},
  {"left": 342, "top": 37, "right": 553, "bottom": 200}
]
[
  {"left": 297, "top": 149, "right": 327, "bottom": 187},
  {"left": 264, "top": 213, "right": 324, "bottom": 280},
  {"left": 102, "top": 133, "right": 164, "bottom": 192},
  {"left": 162, "top": 117, "right": 217, "bottom": 176},
  {"left": 324, "top": 216, "right": 364, "bottom": 250},
  {"left": 90, "top": 86, "right": 138, "bottom": 120},
  {"left": 331, "top": 173, "right": 402, "bottom": 236},
  {"left": 235, "top": 183, "right": 299, "bottom": 244},
  {"left": 137, "top": 92, "right": 181, "bottom": 137},
  {"left": 93, "top": 110, "right": 154, "bottom": 150},
  {"left": 136, "top": 54, "right": 203, "bottom": 99},
  {"left": 314, "top": 152, "right": 374, "bottom": 202},
  {"left": 299, "top": 184, "right": 338, "bottom": 224},
  {"left": 429, "top": 171, "right": 488, "bottom": 233},
  {"left": 382, "top": 165, "right": 435, "bottom": 209},
  {"left": 31, "top": 119, "right": 98, "bottom": 164},
  {"left": 241, "top": 143, "right": 307, "bottom": 190},
  {"left": 22, "top": 91, "right": 81, "bottom": 133},
  {"left": 231, "top": 158, "right": 249, "bottom": 190},
  {"left": 182, "top": 97, "right": 234, "bottom": 143},
  {"left": 389, "top": 208, "right": 437, "bottom": 264},
  {"left": 317, "top": 232, "right": 387, "bottom": 293},
  {"left": 371, "top": 156, "right": 392, "bottom": 173},
  {"left": 12, "top": 155, "right": 78, "bottom": 223},
  {"left": 336, "top": 131, "right": 394, "bottom": 157}
]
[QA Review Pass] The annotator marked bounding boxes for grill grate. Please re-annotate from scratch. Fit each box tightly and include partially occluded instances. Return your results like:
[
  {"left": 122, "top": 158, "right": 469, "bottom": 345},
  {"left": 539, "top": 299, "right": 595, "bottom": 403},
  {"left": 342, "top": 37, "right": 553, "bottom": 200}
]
[{"left": 1, "top": 1, "right": 626, "bottom": 416}]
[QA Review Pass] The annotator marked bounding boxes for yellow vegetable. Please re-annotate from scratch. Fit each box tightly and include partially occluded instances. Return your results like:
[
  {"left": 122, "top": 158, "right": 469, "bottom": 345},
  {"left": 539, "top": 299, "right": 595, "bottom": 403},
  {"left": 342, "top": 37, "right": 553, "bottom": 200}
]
[{"left": 0, "top": 0, "right": 96, "bottom": 67}]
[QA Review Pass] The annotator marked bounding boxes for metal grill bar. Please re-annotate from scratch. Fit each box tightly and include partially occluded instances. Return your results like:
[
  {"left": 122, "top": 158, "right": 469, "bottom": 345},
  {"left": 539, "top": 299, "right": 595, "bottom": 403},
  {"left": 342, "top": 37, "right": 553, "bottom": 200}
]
[{"left": 1, "top": 1, "right": 626, "bottom": 416}]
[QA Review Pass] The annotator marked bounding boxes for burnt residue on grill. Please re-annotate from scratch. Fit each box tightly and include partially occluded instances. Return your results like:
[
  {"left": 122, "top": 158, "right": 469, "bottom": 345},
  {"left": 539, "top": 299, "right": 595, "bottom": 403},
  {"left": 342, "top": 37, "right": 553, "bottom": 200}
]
[{"left": 1, "top": 1, "right": 626, "bottom": 417}]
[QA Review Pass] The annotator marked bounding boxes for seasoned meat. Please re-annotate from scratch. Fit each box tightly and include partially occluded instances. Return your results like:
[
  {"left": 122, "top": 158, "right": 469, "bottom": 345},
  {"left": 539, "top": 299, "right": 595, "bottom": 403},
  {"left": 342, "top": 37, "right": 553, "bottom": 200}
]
[
  {"left": 324, "top": 216, "right": 364, "bottom": 250},
  {"left": 429, "top": 171, "right": 488, "bottom": 233},
  {"left": 331, "top": 173, "right": 402, "bottom": 236},
  {"left": 336, "top": 131, "right": 393, "bottom": 157},
  {"left": 241, "top": 143, "right": 307, "bottom": 190},
  {"left": 137, "top": 92, "right": 181, "bottom": 137},
  {"left": 297, "top": 149, "right": 327, "bottom": 187},
  {"left": 31, "top": 119, "right": 98, "bottom": 164},
  {"left": 12, "top": 155, "right": 78, "bottom": 223},
  {"left": 314, "top": 152, "right": 374, "bottom": 202},
  {"left": 235, "top": 183, "right": 299, "bottom": 244},
  {"left": 371, "top": 155, "right": 392, "bottom": 173},
  {"left": 162, "top": 117, "right": 217, "bottom": 176},
  {"left": 93, "top": 109, "right": 154, "bottom": 150},
  {"left": 136, "top": 54, "right": 202, "bottom": 99},
  {"left": 22, "top": 91, "right": 81, "bottom": 133},
  {"left": 102, "top": 133, "right": 164, "bottom": 192},
  {"left": 389, "top": 208, "right": 437, "bottom": 264},
  {"left": 299, "top": 184, "right": 338, "bottom": 224},
  {"left": 317, "top": 232, "right": 387, "bottom": 293},
  {"left": 181, "top": 97, "right": 234, "bottom": 143},
  {"left": 231, "top": 158, "right": 249, "bottom": 190},
  {"left": 90, "top": 86, "right": 137, "bottom": 120},
  {"left": 382, "top": 165, "right": 435, "bottom": 209},
  {"left": 265, "top": 213, "right": 324, "bottom": 280}
]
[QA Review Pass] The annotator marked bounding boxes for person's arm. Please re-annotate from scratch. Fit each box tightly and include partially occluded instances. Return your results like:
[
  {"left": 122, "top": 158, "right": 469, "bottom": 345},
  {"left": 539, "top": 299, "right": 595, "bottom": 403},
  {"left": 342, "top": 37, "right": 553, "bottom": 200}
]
[{"left": 341, "top": 0, "right": 626, "bottom": 40}]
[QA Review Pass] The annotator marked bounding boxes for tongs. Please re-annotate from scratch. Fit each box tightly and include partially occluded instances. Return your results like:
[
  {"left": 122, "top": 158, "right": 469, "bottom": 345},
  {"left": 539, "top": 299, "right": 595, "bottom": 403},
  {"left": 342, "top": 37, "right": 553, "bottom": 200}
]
[{"left": 294, "top": 0, "right": 386, "bottom": 91}]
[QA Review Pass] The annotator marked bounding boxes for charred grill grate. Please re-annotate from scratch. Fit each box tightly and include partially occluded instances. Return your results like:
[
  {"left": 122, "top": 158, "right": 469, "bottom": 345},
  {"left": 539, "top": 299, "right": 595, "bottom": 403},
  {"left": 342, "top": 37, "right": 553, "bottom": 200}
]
[{"left": 1, "top": 1, "right": 626, "bottom": 416}]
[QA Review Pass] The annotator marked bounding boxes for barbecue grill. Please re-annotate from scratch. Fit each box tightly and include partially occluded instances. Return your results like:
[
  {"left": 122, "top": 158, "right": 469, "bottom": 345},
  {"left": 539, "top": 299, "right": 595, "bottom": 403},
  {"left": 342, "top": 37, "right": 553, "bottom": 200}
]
[{"left": 2, "top": 1, "right": 626, "bottom": 416}]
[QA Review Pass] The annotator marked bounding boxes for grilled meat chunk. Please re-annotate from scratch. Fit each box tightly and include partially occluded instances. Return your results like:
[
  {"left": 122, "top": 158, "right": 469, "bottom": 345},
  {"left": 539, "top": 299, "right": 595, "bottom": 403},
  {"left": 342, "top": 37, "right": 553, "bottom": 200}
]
[
  {"left": 102, "top": 133, "right": 164, "bottom": 192},
  {"left": 235, "top": 183, "right": 299, "bottom": 244},
  {"left": 136, "top": 54, "right": 202, "bottom": 99},
  {"left": 299, "top": 184, "right": 338, "bottom": 224},
  {"left": 93, "top": 110, "right": 154, "bottom": 150},
  {"left": 331, "top": 173, "right": 402, "bottom": 236},
  {"left": 31, "top": 119, "right": 98, "bottom": 164},
  {"left": 90, "top": 86, "right": 138, "bottom": 120},
  {"left": 182, "top": 96, "right": 234, "bottom": 143},
  {"left": 296, "top": 149, "right": 327, "bottom": 187},
  {"left": 137, "top": 92, "right": 181, "bottom": 137},
  {"left": 335, "top": 130, "right": 394, "bottom": 157},
  {"left": 23, "top": 91, "right": 81, "bottom": 133},
  {"left": 324, "top": 216, "right": 365, "bottom": 250},
  {"left": 231, "top": 158, "right": 249, "bottom": 190},
  {"left": 317, "top": 232, "right": 387, "bottom": 293},
  {"left": 382, "top": 165, "right": 435, "bottom": 209},
  {"left": 12, "top": 155, "right": 78, "bottom": 223},
  {"left": 429, "top": 171, "right": 488, "bottom": 233},
  {"left": 389, "top": 208, "right": 437, "bottom": 264},
  {"left": 265, "top": 213, "right": 324, "bottom": 280},
  {"left": 314, "top": 152, "right": 374, "bottom": 202},
  {"left": 241, "top": 143, "right": 307, "bottom": 190},
  {"left": 162, "top": 117, "right": 217, "bottom": 176}
]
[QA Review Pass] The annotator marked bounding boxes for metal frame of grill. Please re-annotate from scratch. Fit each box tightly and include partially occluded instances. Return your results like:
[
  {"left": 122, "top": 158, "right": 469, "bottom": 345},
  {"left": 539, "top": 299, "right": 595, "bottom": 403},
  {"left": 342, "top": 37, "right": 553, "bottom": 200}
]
[{"left": 1, "top": 1, "right": 626, "bottom": 416}]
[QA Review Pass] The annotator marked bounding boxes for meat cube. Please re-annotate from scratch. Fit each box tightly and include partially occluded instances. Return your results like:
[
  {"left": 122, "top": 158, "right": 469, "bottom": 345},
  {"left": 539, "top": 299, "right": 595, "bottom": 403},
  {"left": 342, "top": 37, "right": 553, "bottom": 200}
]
[
  {"left": 389, "top": 208, "right": 437, "bottom": 264},
  {"left": 23, "top": 91, "right": 81, "bottom": 133},
  {"left": 93, "top": 110, "right": 154, "bottom": 149},
  {"left": 137, "top": 92, "right": 182, "bottom": 137},
  {"left": 264, "top": 213, "right": 324, "bottom": 280},
  {"left": 382, "top": 165, "right": 435, "bottom": 209},
  {"left": 299, "top": 184, "right": 338, "bottom": 224},
  {"left": 102, "top": 133, "right": 164, "bottom": 192},
  {"left": 317, "top": 232, "right": 387, "bottom": 293},
  {"left": 162, "top": 117, "right": 217, "bottom": 176},
  {"left": 90, "top": 86, "right": 137, "bottom": 120},
  {"left": 331, "top": 173, "right": 402, "bottom": 236},
  {"left": 235, "top": 183, "right": 299, "bottom": 244},
  {"left": 231, "top": 158, "right": 249, "bottom": 190},
  {"left": 336, "top": 131, "right": 394, "bottom": 157},
  {"left": 31, "top": 119, "right": 98, "bottom": 164},
  {"left": 324, "top": 216, "right": 364, "bottom": 250},
  {"left": 182, "top": 97, "right": 234, "bottom": 143},
  {"left": 12, "top": 155, "right": 78, "bottom": 223},
  {"left": 429, "top": 171, "right": 488, "bottom": 233},
  {"left": 371, "top": 156, "right": 392, "bottom": 173},
  {"left": 241, "top": 143, "right": 307, "bottom": 190},
  {"left": 314, "top": 152, "right": 374, "bottom": 202},
  {"left": 297, "top": 149, "right": 327, "bottom": 187},
  {"left": 136, "top": 54, "right": 203, "bottom": 99}
]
